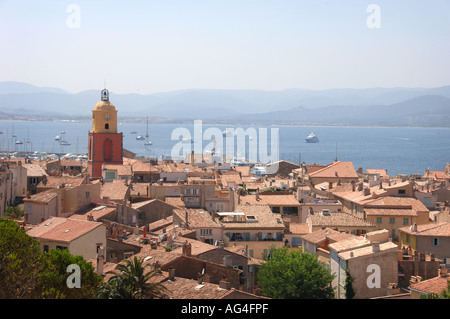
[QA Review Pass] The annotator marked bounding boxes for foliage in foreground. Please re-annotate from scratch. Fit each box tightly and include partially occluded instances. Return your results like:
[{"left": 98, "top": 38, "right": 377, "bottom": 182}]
[
  {"left": 0, "top": 218, "right": 102, "bottom": 299},
  {"left": 257, "top": 246, "right": 335, "bottom": 299},
  {"left": 96, "top": 256, "right": 170, "bottom": 299}
]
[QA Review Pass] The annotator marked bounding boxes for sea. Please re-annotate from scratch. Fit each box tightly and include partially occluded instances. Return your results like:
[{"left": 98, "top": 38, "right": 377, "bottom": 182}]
[{"left": 1, "top": 120, "right": 449, "bottom": 177}]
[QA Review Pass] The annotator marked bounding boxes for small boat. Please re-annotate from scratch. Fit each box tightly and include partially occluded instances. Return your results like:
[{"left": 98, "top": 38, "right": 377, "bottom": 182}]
[
  {"left": 180, "top": 137, "right": 193, "bottom": 143},
  {"left": 55, "top": 135, "right": 61, "bottom": 141},
  {"left": 136, "top": 135, "right": 145, "bottom": 140},
  {"left": 144, "top": 117, "right": 152, "bottom": 145},
  {"left": 15, "top": 140, "right": 24, "bottom": 145},
  {"left": 130, "top": 131, "right": 137, "bottom": 134},
  {"left": 305, "top": 132, "right": 319, "bottom": 143},
  {"left": 60, "top": 141, "right": 71, "bottom": 146}
]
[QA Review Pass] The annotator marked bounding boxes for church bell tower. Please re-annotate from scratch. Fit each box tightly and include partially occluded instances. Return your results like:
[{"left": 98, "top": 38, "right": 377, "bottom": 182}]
[{"left": 87, "top": 88, "right": 123, "bottom": 178}]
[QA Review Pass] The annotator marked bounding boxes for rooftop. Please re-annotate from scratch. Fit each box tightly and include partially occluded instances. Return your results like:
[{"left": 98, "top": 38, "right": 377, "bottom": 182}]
[
  {"left": 219, "top": 204, "right": 285, "bottom": 230},
  {"left": 26, "top": 217, "right": 104, "bottom": 243},
  {"left": 399, "top": 222, "right": 450, "bottom": 237},
  {"left": 308, "top": 212, "right": 377, "bottom": 228}
]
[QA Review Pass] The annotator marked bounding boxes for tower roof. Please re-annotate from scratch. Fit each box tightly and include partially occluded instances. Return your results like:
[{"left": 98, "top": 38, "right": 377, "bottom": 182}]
[
  {"left": 94, "top": 89, "right": 116, "bottom": 111},
  {"left": 94, "top": 100, "right": 116, "bottom": 111}
]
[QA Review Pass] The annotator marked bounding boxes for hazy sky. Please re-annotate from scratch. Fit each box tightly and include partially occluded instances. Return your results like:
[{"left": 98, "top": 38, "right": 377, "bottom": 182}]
[{"left": 1, "top": 0, "right": 450, "bottom": 94}]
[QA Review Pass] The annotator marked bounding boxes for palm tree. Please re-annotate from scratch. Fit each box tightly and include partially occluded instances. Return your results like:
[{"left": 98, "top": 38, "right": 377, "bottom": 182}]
[{"left": 96, "top": 256, "right": 170, "bottom": 299}]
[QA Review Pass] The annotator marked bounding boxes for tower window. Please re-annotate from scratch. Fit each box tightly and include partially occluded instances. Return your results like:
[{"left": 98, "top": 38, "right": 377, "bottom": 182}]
[{"left": 105, "top": 123, "right": 109, "bottom": 130}]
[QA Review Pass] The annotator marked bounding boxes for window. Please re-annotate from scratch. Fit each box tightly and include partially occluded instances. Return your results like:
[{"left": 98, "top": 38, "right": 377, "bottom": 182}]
[
  {"left": 200, "top": 229, "right": 212, "bottom": 236},
  {"left": 398, "top": 189, "right": 406, "bottom": 195},
  {"left": 43, "top": 245, "right": 49, "bottom": 253},
  {"left": 391, "top": 229, "right": 396, "bottom": 240},
  {"left": 105, "top": 123, "right": 109, "bottom": 130},
  {"left": 403, "top": 218, "right": 409, "bottom": 225},
  {"left": 105, "top": 171, "right": 116, "bottom": 179},
  {"left": 432, "top": 238, "right": 442, "bottom": 247},
  {"left": 389, "top": 217, "right": 396, "bottom": 224},
  {"left": 406, "top": 234, "right": 410, "bottom": 244},
  {"left": 376, "top": 217, "right": 382, "bottom": 224}
]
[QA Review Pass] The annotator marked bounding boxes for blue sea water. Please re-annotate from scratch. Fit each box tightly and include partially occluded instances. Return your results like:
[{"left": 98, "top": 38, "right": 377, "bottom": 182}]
[{"left": 1, "top": 120, "right": 449, "bottom": 177}]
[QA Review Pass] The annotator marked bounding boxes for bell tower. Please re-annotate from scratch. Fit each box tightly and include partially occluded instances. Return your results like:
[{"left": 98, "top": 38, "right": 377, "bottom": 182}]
[{"left": 87, "top": 88, "right": 123, "bottom": 178}]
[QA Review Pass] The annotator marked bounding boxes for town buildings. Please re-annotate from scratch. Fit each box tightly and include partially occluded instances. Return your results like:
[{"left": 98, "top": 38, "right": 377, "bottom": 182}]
[{"left": 3, "top": 89, "right": 449, "bottom": 299}]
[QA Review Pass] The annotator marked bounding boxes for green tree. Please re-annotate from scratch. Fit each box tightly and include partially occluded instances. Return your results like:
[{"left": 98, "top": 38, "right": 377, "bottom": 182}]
[
  {"left": 5, "top": 206, "right": 24, "bottom": 219},
  {"left": 344, "top": 269, "right": 356, "bottom": 299},
  {"left": 0, "top": 218, "right": 42, "bottom": 298},
  {"left": 422, "top": 279, "right": 450, "bottom": 299},
  {"left": 36, "top": 248, "right": 103, "bottom": 299},
  {"left": 0, "top": 218, "right": 103, "bottom": 299},
  {"left": 97, "top": 256, "right": 169, "bottom": 299},
  {"left": 257, "top": 246, "right": 335, "bottom": 299}
]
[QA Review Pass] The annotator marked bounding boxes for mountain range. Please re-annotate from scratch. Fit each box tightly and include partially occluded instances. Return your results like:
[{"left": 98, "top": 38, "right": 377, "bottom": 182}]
[{"left": 0, "top": 81, "right": 449, "bottom": 127}]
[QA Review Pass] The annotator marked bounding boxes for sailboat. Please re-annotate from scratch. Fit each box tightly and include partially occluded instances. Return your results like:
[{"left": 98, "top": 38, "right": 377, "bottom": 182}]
[{"left": 144, "top": 117, "right": 152, "bottom": 145}]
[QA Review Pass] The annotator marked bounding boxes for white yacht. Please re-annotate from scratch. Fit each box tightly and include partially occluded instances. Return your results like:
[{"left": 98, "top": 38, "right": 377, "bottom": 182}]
[{"left": 305, "top": 132, "right": 319, "bottom": 143}]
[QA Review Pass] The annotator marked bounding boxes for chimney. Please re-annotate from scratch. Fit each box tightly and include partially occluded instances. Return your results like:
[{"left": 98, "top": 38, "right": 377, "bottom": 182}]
[
  {"left": 256, "top": 188, "right": 260, "bottom": 201},
  {"left": 96, "top": 245, "right": 105, "bottom": 276},
  {"left": 351, "top": 181, "right": 356, "bottom": 192},
  {"left": 439, "top": 264, "right": 448, "bottom": 277},
  {"left": 168, "top": 267, "right": 176, "bottom": 281},
  {"left": 183, "top": 241, "right": 192, "bottom": 256},
  {"left": 219, "top": 277, "right": 231, "bottom": 290},
  {"left": 372, "top": 242, "right": 380, "bottom": 253},
  {"left": 184, "top": 210, "right": 189, "bottom": 229},
  {"left": 363, "top": 187, "right": 370, "bottom": 196}
]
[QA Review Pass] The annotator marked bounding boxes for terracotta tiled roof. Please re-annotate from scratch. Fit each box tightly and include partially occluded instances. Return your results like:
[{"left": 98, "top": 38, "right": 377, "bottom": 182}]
[
  {"left": 219, "top": 204, "right": 285, "bottom": 230},
  {"left": 288, "top": 222, "right": 310, "bottom": 235},
  {"left": 26, "top": 217, "right": 104, "bottom": 243},
  {"left": 302, "top": 228, "right": 358, "bottom": 244},
  {"left": 103, "top": 164, "right": 132, "bottom": 176},
  {"left": 366, "top": 168, "right": 389, "bottom": 178},
  {"left": 130, "top": 182, "right": 149, "bottom": 197},
  {"left": 239, "top": 194, "right": 300, "bottom": 206},
  {"left": 100, "top": 179, "right": 130, "bottom": 201},
  {"left": 410, "top": 275, "right": 450, "bottom": 295},
  {"left": 338, "top": 241, "right": 398, "bottom": 260},
  {"left": 23, "top": 163, "right": 48, "bottom": 177},
  {"left": 160, "top": 275, "right": 237, "bottom": 299},
  {"left": 165, "top": 196, "right": 185, "bottom": 208},
  {"left": 308, "top": 161, "right": 358, "bottom": 179},
  {"left": 173, "top": 208, "right": 221, "bottom": 229},
  {"left": 364, "top": 196, "right": 429, "bottom": 212},
  {"left": 308, "top": 212, "right": 377, "bottom": 228},
  {"left": 399, "top": 222, "right": 450, "bottom": 237},
  {"left": 69, "top": 205, "right": 117, "bottom": 221},
  {"left": 38, "top": 175, "right": 85, "bottom": 189},
  {"left": 24, "top": 189, "right": 58, "bottom": 203}
]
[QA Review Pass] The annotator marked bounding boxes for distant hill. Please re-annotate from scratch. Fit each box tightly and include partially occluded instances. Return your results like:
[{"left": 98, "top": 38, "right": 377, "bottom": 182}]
[
  {"left": 0, "top": 81, "right": 449, "bottom": 126},
  {"left": 231, "top": 95, "right": 450, "bottom": 127}
]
